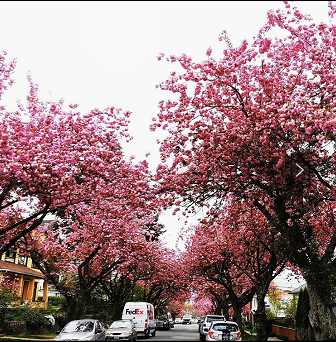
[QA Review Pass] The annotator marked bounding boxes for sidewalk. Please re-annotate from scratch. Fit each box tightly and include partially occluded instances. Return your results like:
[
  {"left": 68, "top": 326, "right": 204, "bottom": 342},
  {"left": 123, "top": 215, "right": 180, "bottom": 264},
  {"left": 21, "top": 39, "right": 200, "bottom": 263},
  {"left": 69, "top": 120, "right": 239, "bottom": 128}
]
[
  {"left": 246, "top": 331, "right": 284, "bottom": 341},
  {"left": 0, "top": 335, "right": 54, "bottom": 341}
]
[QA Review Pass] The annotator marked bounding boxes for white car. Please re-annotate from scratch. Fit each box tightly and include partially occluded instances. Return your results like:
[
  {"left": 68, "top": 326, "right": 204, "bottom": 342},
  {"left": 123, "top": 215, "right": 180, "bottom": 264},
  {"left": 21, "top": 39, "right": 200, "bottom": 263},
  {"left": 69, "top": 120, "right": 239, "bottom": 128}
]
[
  {"left": 205, "top": 320, "right": 242, "bottom": 341},
  {"left": 105, "top": 319, "right": 137, "bottom": 341},
  {"left": 174, "top": 317, "right": 182, "bottom": 324},
  {"left": 199, "top": 315, "right": 226, "bottom": 341}
]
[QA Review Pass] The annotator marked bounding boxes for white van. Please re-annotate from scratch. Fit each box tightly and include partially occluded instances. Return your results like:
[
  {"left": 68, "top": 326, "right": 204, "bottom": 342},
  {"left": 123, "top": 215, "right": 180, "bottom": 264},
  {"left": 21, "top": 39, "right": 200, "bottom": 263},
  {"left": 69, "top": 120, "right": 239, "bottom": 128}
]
[{"left": 122, "top": 301, "right": 156, "bottom": 338}]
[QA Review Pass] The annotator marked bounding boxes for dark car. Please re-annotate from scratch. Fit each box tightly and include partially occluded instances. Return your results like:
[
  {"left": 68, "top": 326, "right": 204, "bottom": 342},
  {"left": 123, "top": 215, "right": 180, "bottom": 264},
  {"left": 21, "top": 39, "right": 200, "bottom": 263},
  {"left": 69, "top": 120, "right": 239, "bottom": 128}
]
[{"left": 156, "top": 316, "right": 170, "bottom": 330}]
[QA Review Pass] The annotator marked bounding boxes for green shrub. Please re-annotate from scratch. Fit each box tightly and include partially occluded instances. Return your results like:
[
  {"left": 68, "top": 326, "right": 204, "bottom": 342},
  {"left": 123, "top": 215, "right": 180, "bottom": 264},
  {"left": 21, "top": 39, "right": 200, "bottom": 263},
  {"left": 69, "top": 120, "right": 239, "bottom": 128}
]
[
  {"left": 48, "top": 296, "right": 66, "bottom": 307},
  {"left": 95, "top": 309, "right": 111, "bottom": 325},
  {"left": 5, "top": 307, "right": 28, "bottom": 321},
  {"left": 271, "top": 317, "right": 295, "bottom": 328},
  {"left": 23, "top": 309, "right": 49, "bottom": 329},
  {"left": 243, "top": 321, "right": 253, "bottom": 330},
  {"left": 54, "top": 313, "right": 67, "bottom": 330},
  {"left": 242, "top": 332, "right": 258, "bottom": 341}
]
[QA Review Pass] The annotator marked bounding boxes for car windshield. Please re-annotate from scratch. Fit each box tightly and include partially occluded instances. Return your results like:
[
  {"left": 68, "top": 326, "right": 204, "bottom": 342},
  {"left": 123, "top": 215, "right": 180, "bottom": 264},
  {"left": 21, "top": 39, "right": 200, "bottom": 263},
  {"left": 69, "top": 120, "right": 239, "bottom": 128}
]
[
  {"left": 62, "top": 321, "right": 95, "bottom": 333},
  {"left": 208, "top": 316, "right": 225, "bottom": 322},
  {"left": 110, "top": 321, "right": 131, "bottom": 329},
  {"left": 212, "top": 323, "right": 238, "bottom": 332}
]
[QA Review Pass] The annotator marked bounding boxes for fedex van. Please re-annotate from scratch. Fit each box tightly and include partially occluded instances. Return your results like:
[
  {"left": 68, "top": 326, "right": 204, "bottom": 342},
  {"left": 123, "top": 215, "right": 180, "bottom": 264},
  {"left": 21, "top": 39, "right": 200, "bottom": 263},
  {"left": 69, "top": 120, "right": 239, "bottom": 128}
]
[{"left": 122, "top": 301, "right": 156, "bottom": 338}]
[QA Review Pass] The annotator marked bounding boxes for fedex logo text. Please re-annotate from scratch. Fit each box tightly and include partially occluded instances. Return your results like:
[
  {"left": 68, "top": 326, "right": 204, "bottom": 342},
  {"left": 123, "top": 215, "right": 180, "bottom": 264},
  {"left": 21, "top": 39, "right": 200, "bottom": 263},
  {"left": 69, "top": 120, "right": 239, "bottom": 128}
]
[{"left": 125, "top": 309, "right": 144, "bottom": 315}]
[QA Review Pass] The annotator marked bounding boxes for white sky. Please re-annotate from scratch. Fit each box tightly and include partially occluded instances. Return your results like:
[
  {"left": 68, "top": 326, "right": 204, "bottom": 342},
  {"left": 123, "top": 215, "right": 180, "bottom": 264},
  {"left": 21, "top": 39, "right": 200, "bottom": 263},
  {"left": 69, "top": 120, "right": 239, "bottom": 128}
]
[{"left": 0, "top": 1, "right": 329, "bottom": 250}]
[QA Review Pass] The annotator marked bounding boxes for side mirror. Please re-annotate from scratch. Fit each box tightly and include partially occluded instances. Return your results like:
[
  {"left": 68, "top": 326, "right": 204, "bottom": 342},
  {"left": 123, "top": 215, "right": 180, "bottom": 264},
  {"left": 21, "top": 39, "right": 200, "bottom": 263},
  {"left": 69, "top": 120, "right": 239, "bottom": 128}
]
[{"left": 204, "top": 328, "right": 209, "bottom": 332}]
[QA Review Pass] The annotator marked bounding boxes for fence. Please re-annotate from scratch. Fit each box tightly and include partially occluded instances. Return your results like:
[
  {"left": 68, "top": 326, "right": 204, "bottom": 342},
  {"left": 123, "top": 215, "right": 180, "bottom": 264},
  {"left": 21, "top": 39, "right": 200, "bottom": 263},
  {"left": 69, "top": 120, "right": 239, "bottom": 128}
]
[{"left": 271, "top": 324, "right": 296, "bottom": 341}]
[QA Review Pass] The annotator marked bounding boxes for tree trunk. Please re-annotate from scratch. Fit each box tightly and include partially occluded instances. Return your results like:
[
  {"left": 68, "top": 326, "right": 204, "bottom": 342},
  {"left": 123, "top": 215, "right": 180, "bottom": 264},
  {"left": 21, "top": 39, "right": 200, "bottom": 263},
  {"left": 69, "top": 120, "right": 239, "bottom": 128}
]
[
  {"left": 231, "top": 303, "right": 244, "bottom": 335},
  {"left": 307, "top": 283, "right": 336, "bottom": 341},
  {"left": 110, "top": 295, "right": 126, "bottom": 322},
  {"left": 65, "top": 294, "right": 86, "bottom": 321},
  {"left": 214, "top": 306, "right": 222, "bottom": 315},
  {"left": 253, "top": 290, "right": 268, "bottom": 341}
]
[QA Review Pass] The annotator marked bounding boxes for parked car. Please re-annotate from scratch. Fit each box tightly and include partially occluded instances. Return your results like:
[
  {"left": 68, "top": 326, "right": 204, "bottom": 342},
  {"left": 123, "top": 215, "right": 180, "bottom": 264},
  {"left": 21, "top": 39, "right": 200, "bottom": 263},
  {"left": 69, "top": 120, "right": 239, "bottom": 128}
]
[
  {"left": 168, "top": 317, "right": 174, "bottom": 328},
  {"left": 156, "top": 316, "right": 170, "bottom": 330},
  {"left": 54, "top": 319, "right": 106, "bottom": 341},
  {"left": 199, "top": 315, "right": 226, "bottom": 341},
  {"left": 105, "top": 319, "right": 137, "bottom": 341},
  {"left": 174, "top": 317, "right": 182, "bottom": 324},
  {"left": 205, "top": 320, "right": 242, "bottom": 341}
]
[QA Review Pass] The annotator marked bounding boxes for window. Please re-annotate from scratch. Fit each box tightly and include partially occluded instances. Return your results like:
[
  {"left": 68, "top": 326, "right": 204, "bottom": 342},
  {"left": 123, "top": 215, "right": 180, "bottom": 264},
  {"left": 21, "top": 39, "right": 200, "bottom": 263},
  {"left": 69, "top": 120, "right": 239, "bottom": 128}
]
[
  {"left": 32, "top": 282, "right": 38, "bottom": 301},
  {"left": 30, "top": 259, "right": 39, "bottom": 269},
  {"left": 18, "top": 255, "right": 27, "bottom": 266},
  {"left": 5, "top": 248, "right": 17, "bottom": 263},
  {"left": 213, "top": 323, "right": 238, "bottom": 332}
]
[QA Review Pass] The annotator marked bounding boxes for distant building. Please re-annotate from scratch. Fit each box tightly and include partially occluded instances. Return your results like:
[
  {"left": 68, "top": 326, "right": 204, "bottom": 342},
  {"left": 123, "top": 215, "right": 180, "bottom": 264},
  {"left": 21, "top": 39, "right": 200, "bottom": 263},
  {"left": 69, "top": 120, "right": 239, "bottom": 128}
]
[{"left": 39, "top": 281, "right": 61, "bottom": 297}]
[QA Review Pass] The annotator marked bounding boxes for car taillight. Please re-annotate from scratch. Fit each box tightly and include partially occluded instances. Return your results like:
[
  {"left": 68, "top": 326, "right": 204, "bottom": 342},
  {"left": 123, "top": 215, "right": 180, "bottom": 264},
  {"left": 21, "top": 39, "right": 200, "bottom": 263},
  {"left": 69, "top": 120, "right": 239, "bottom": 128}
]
[
  {"left": 145, "top": 319, "right": 148, "bottom": 327},
  {"left": 237, "top": 331, "right": 242, "bottom": 340},
  {"left": 208, "top": 331, "right": 214, "bottom": 339}
]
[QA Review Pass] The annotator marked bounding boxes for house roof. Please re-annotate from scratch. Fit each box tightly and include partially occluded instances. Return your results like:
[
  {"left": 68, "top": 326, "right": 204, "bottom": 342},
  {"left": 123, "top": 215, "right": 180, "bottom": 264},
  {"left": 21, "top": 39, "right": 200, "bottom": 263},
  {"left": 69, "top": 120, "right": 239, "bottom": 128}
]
[
  {"left": 289, "top": 282, "right": 307, "bottom": 294},
  {"left": 0, "top": 260, "right": 45, "bottom": 279}
]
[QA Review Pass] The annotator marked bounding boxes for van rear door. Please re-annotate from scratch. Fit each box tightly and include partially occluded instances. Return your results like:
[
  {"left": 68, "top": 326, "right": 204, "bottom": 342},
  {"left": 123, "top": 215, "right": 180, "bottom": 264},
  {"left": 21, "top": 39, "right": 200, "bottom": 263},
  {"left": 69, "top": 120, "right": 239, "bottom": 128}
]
[{"left": 122, "top": 304, "right": 147, "bottom": 332}]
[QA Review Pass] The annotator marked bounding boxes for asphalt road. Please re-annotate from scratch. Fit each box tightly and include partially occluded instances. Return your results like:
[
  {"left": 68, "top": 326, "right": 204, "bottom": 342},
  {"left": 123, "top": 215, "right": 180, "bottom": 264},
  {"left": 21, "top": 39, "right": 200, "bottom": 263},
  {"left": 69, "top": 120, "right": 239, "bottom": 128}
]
[{"left": 150, "top": 323, "right": 200, "bottom": 341}]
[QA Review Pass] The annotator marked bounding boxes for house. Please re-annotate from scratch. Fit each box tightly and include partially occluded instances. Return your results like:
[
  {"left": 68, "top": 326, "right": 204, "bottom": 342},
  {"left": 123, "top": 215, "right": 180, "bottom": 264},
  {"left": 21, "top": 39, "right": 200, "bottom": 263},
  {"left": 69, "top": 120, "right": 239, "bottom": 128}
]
[
  {"left": 288, "top": 282, "right": 307, "bottom": 298},
  {"left": 248, "top": 269, "right": 305, "bottom": 322},
  {"left": 0, "top": 246, "right": 49, "bottom": 309},
  {"left": 289, "top": 282, "right": 336, "bottom": 315}
]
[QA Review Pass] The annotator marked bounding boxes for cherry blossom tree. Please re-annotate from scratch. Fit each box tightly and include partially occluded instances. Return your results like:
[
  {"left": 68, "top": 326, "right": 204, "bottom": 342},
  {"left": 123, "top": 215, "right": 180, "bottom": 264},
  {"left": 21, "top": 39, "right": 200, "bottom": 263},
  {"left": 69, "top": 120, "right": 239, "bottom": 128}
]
[
  {"left": 0, "top": 50, "right": 138, "bottom": 256},
  {"left": 192, "top": 295, "right": 213, "bottom": 317},
  {"left": 167, "top": 297, "right": 191, "bottom": 319},
  {"left": 191, "top": 282, "right": 229, "bottom": 317},
  {"left": 142, "top": 247, "right": 190, "bottom": 316},
  {"left": 153, "top": 2, "right": 336, "bottom": 340},
  {"left": 183, "top": 199, "right": 286, "bottom": 339},
  {"left": 26, "top": 161, "right": 162, "bottom": 321},
  {"left": 184, "top": 225, "right": 254, "bottom": 334}
]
